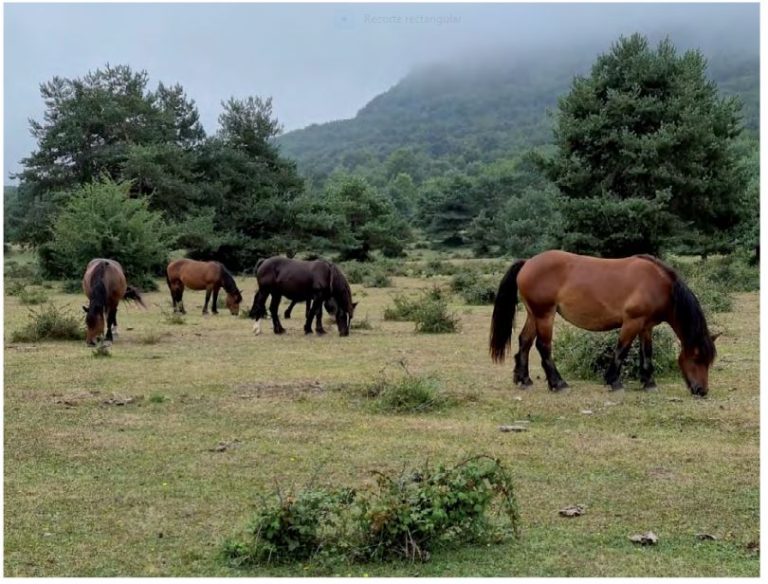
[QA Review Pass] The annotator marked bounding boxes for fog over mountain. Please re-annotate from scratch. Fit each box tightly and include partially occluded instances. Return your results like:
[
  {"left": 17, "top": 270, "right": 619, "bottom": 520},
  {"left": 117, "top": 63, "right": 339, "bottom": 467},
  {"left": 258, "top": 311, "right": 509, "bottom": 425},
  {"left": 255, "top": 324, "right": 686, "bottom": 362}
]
[{"left": 4, "top": 3, "right": 759, "bottom": 182}]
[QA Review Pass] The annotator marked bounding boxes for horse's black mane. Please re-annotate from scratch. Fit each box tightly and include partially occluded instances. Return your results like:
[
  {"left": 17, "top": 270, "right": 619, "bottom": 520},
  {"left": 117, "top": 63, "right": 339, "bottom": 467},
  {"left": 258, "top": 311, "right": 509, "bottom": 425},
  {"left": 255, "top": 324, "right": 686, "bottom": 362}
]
[
  {"left": 635, "top": 254, "right": 715, "bottom": 365},
  {"left": 217, "top": 263, "right": 240, "bottom": 297},
  {"left": 328, "top": 263, "right": 353, "bottom": 313},
  {"left": 86, "top": 261, "right": 108, "bottom": 327}
]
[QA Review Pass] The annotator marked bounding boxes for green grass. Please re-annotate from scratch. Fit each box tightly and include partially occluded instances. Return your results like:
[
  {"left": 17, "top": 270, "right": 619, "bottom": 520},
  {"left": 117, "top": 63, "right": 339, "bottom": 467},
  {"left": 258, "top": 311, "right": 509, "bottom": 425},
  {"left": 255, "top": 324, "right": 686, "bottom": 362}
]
[{"left": 3, "top": 266, "right": 759, "bottom": 576}]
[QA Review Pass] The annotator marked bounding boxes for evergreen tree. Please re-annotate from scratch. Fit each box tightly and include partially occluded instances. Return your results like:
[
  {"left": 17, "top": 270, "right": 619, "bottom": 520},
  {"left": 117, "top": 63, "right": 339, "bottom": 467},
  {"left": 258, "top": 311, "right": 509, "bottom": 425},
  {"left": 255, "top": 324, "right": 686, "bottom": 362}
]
[{"left": 542, "top": 34, "right": 745, "bottom": 256}]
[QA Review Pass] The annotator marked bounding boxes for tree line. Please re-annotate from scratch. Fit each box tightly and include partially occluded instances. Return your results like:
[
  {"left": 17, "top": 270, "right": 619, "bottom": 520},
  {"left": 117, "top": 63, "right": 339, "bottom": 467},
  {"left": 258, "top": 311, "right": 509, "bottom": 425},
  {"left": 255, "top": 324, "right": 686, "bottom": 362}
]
[{"left": 5, "top": 34, "right": 759, "bottom": 285}]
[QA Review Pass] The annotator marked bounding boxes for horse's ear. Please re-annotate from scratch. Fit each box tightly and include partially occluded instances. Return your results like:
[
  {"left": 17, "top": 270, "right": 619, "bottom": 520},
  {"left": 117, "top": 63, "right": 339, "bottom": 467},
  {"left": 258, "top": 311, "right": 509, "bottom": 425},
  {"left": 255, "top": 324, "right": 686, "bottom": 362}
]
[
  {"left": 352, "top": 302, "right": 359, "bottom": 309},
  {"left": 82, "top": 305, "right": 88, "bottom": 313},
  {"left": 711, "top": 332, "right": 722, "bottom": 343}
]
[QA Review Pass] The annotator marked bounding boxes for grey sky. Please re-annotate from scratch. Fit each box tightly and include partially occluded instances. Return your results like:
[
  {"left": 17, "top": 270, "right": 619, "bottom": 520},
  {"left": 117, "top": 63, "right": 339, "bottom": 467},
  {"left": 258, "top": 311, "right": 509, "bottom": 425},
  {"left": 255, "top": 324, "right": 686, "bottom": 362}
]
[{"left": 3, "top": 2, "right": 759, "bottom": 183}]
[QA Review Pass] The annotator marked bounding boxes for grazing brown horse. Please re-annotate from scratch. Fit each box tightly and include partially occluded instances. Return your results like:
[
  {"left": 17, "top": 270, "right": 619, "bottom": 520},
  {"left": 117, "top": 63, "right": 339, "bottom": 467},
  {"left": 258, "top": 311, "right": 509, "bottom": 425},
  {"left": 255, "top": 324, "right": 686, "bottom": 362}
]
[
  {"left": 490, "top": 250, "right": 718, "bottom": 396},
  {"left": 82, "top": 259, "right": 145, "bottom": 345},
  {"left": 166, "top": 259, "right": 243, "bottom": 315},
  {"left": 249, "top": 257, "right": 357, "bottom": 336}
]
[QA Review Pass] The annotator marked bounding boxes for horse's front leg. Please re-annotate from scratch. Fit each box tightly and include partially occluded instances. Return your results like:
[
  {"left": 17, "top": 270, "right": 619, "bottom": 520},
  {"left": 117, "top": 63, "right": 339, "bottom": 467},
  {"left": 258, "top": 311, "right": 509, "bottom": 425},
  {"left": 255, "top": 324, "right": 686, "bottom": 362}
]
[
  {"left": 270, "top": 294, "right": 286, "bottom": 334},
  {"left": 105, "top": 307, "right": 117, "bottom": 342},
  {"left": 604, "top": 318, "right": 644, "bottom": 390},
  {"left": 315, "top": 300, "right": 326, "bottom": 335},
  {"left": 203, "top": 288, "right": 212, "bottom": 315},
  {"left": 211, "top": 286, "right": 220, "bottom": 315},
  {"left": 304, "top": 297, "right": 322, "bottom": 334},
  {"left": 639, "top": 326, "right": 657, "bottom": 391}
]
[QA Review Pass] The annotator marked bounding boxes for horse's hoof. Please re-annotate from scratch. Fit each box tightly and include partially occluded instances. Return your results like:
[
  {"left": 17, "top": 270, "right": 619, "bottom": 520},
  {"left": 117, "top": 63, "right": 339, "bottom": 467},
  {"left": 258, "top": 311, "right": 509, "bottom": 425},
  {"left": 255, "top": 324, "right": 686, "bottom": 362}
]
[
  {"left": 550, "top": 381, "right": 570, "bottom": 393},
  {"left": 304, "top": 329, "right": 313, "bottom": 335},
  {"left": 608, "top": 380, "right": 624, "bottom": 391},
  {"left": 275, "top": 328, "right": 286, "bottom": 335},
  {"left": 515, "top": 378, "right": 533, "bottom": 388},
  {"left": 316, "top": 329, "right": 327, "bottom": 336},
  {"left": 642, "top": 384, "right": 658, "bottom": 392}
]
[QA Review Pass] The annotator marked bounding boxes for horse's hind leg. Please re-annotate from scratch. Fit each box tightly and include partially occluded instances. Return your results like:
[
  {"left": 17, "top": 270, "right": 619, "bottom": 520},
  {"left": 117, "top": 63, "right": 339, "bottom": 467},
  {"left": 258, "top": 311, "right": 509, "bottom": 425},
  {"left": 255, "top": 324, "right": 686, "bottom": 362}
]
[
  {"left": 250, "top": 289, "right": 269, "bottom": 334},
  {"left": 269, "top": 294, "right": 286, "bottom": 334},
  {"left": 534, "top": 312, "right": 569, "bottom": 392},
  {"left": 284, "top": 300, "right": 297, "bottom": 319},
  {"left": 513, "top": 313, "right": 536, "bottom": 387},
  {"left": 604, "top": 318, "right": 644, "bottom": 390},
  {"left": 639, "top": 326, "right": 657, "bottom": 391}
]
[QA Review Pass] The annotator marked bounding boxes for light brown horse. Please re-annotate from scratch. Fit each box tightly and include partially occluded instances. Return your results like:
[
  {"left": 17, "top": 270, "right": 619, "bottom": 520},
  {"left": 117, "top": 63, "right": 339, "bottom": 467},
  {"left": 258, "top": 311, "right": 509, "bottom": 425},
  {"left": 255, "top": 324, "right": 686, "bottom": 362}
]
[
  {"left": 490, "top": 250, "right": 718, "bottom": 396},
  {"left": 83, "top": 259, "right": 145, "bottom": 345},
  {"left": 166, "top": 259, "right": 243, "bottom": 315}
]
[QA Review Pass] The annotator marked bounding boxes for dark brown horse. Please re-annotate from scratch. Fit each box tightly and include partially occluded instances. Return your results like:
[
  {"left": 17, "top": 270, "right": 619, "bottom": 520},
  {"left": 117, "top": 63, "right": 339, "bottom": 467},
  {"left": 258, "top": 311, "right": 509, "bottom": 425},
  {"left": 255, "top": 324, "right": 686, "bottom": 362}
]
[
  {"left": 490, "top": 250, "right": 718, "bottom": 396},
  {"left": 248, "top": 257, "right": 357, "bottom": 336},
  {"left": 166, "top": 259, "right": 243, "bottom": 315},
  {"left": 82, "top": 259, "right": 145, "bottom": 345}
]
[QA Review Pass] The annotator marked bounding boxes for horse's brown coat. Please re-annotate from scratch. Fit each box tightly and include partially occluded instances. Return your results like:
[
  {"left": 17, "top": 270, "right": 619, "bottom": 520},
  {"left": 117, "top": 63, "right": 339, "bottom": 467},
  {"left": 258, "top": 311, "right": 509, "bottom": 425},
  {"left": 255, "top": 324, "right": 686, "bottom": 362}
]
[
  {"left": 82, "top": 259, "right": 128, "bottom": 345},
  {"left": 166, "top": 259, "right": 242, "bottom": 315}
]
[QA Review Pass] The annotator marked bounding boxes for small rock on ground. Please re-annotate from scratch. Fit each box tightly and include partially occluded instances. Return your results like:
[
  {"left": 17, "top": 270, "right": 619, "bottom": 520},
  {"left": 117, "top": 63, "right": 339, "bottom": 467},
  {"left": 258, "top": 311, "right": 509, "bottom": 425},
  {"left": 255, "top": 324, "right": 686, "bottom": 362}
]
[
  {"left": 559, "top": 505, "right": 585, "bottom": 517},
  {"left": 629, "top": 531, "right": 659, "bottom": 545}
]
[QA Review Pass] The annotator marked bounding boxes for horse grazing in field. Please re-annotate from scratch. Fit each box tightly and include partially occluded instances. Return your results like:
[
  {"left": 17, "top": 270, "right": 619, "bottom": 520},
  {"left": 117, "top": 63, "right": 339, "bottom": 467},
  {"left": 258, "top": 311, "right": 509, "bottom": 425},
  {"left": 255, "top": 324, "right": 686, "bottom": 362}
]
[
  {"left": 489, "top": 250, "right": 718, "bottom": 396},
  {"left": 166, "top": 259, "right": 243, "bottom": 315},
  {"left": 249, "top": 257, "right": 357, "bottom": 336},
  {"left": 82, "top": 259, "right": 146, "bottom": 345}
]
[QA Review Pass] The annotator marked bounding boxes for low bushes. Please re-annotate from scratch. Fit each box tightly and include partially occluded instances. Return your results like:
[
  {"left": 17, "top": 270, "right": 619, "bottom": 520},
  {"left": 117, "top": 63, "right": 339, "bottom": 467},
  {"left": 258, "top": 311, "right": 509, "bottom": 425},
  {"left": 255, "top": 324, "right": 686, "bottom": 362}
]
[
  {"left": 384, "top": 288, "right": 459, "bottom": 333},
  {"left": 554, "top": 325, "right": 678, "bottom": 382},
  {"left": 11, "top": 304, "right": 83, "bottom": 343},
  {"left": 221, "top": 456, "right": 520, "bottom": 567}
]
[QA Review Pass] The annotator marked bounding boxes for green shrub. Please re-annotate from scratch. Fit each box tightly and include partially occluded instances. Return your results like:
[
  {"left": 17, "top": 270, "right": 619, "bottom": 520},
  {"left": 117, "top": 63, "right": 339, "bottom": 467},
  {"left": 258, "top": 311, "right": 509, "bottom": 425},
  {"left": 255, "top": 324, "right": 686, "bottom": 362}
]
[
  {"left": 383, "top": 294, "right": 422, "bottom": 321},
  {"left": 222, "top": 457, "right": 520, "bottom": 567},
  {"left": 414, "top": 298, "right": 460, "bottom": 334},
  {"left": 18, "top": 288, "right": 49, "bottom": 305},
  {"left": 364, "top": 373, "right": 449, "bottom": 414},
  {"left": 357, "top": 457, "right": 520, "bottom": 562},
  {"left": 38, "top": 177, "right": 170, "bottom": 283},
  {"left": 350, "top": 315, "right": 373, "bottom": 330},
  {"left": 363, "top": 271, "right": 392, "bottom": 288},
  {"left": 554, "top": 325, "right": 678, "bottom": 382},
  {"left": 456, "top": 277, "right": 497, "bottom": 305},
  {"left": 149, "top": 393, "right": 167, "bottom": 403},
  {"left": 383, "top": 288, "right": 458, "bottom": 333},
  {"left": 11, "top": 304, "right": 83, "bottom": 342},
  {"left": 6, "top": 280, "right": 27, "bottom": 297},
  {"left": 60, "top": 279, "right": 83, "bottom": 294},
  {"left": 4, "top": 261, "right": 38, "bottom": 280},
  {"left": 222, "top": 488, "right": 355, "bottom": 566}
]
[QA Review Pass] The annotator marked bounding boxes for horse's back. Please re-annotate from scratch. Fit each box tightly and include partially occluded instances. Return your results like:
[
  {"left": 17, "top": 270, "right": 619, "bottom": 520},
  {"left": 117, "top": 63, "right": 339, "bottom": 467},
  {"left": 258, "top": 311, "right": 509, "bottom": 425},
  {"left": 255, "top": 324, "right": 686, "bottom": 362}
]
[
  {"left": 518, "top": 251, "right": 672, "bottom": 330},
  {"left": 167, "top": 258, "right": 219, "bottom": 289},
  {"left": 257, "top": 257, "right": 329, "bottom": 299},
  {"left": 83, "top": 258, "right": 126, "bottom": 299}
]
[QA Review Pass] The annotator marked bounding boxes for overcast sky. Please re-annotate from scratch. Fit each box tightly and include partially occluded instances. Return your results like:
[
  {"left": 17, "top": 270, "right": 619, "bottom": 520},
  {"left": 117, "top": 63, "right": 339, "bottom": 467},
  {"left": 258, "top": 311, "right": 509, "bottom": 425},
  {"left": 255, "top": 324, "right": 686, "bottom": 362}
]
[{"left": 3, "top": 2, "right": 759, "bottom": 183}]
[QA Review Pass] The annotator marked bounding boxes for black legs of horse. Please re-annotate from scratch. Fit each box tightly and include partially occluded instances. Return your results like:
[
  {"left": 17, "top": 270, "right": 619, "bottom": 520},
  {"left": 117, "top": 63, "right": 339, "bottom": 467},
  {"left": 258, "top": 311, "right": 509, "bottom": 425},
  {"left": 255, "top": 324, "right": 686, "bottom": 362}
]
[
  {"left": 250, "top": 289, "right": 326, "bottom": 335},
  {"left": 639, "top": 328, "right": 657, "bottom": 390},
  {"left": 513, "top": 317, "right": 535, "bottom": 387},
  {"left": 514, "top": 312, "right": 568, "bottom": 392},
  {"left": 106, "top": 307, "right": 118, "bottom": 342},
  {"left": 170, "top": 284, "right": 186, "bottom": 314},
  {"left": 203, "top": 286, "right": 221, "bottom": 315},
  {"left": 603, "top": 319, "right": 651, "bottom": 391}
]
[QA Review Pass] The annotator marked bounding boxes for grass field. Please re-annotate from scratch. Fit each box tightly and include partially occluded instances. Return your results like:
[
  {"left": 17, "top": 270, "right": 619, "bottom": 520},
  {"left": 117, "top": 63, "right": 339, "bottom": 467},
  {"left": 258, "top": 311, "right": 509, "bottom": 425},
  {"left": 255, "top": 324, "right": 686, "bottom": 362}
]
[{"left": 3, "top": 267, "right": 760, "bottom": 576}]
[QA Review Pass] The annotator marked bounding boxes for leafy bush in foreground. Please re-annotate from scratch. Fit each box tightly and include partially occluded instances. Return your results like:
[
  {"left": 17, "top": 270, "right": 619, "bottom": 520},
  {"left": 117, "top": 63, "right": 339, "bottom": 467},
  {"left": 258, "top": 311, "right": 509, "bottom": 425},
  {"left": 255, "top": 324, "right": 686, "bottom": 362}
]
[{"left": 221, "top": 456, "right": 520, "bottom": 567}]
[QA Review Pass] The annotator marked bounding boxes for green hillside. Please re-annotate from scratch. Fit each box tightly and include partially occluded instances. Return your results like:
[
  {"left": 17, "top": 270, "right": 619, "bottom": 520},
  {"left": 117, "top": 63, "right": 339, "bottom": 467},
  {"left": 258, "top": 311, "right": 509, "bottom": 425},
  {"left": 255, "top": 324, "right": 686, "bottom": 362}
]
[{"left": 277, "top": 49, "right": 758, "bottom": 180}]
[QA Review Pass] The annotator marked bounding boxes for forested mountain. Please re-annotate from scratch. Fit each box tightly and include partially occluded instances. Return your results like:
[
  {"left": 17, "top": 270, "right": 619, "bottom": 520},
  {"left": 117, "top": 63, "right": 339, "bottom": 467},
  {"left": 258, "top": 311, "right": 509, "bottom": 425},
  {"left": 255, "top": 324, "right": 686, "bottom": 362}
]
[{"left": 277, "top": 47, "right": 759, "bottom": 181}]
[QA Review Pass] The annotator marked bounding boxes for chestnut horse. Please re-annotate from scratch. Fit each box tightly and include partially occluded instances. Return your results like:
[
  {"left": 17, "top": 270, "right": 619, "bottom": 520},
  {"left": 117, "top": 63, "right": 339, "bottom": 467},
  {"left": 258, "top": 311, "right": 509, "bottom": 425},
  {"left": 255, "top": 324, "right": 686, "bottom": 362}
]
[
  {"left": 249, "top": 257, "right": 357, "bottom": 336},
  {"left": 166, "top": 259, "right": 243, "bottom": 315},
  {"left": 490, "top": 250, "right": 717, "bottom": 396},
  {"left": 82, "top": 259, "right": 145, "bottom": 345}
]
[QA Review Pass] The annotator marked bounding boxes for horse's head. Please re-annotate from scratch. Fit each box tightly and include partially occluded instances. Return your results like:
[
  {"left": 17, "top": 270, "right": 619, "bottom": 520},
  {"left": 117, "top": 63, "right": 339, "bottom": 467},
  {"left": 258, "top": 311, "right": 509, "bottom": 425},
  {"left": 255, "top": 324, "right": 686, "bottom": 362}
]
[
  {"left": 226, "top": 289, "right": 243, "bottom": 315},
  {"left": 678, "top": 333, "right": 719, "bottom": 397},
  {"left": 83, "top": 304, "right": 105, "bottom": 345},
  {"left": 335, "top": 301, "right": 358, "bottom": 337}
]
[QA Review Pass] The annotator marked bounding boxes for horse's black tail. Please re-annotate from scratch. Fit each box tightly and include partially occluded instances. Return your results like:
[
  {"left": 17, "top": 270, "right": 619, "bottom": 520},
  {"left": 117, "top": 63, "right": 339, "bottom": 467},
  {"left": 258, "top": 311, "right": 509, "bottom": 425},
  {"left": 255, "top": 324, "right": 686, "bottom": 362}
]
[
  {"left": 124, "top": 286, "right": 147, "bottom": 309},
  {"left": 490, "top": 259, "right": 527, "bottom": 363}
]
